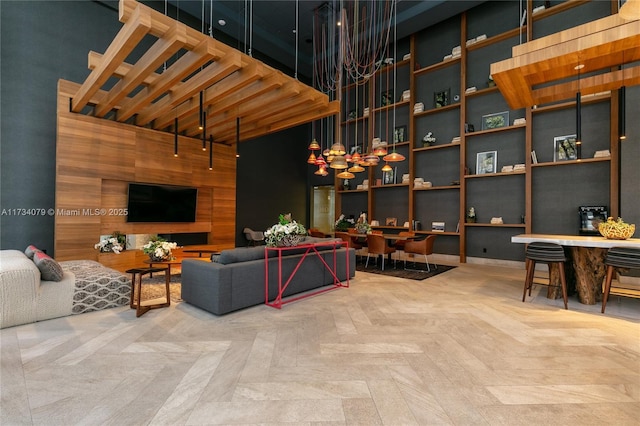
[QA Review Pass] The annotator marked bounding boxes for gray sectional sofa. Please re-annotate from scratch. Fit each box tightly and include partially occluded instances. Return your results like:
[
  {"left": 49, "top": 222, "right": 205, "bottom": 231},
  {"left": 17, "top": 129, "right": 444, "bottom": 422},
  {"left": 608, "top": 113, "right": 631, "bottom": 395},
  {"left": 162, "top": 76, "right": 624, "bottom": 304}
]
[{"left": 181, "top": 237, "right": 355, "bottom": 315}]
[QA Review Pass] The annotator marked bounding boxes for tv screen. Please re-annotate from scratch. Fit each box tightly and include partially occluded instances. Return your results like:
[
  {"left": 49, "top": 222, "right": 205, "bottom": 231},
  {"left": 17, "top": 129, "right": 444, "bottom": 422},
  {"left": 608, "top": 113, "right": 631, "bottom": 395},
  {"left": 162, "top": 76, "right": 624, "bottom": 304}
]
[{"left": 127, "top": 183, "right": 197, "bottom": 223}]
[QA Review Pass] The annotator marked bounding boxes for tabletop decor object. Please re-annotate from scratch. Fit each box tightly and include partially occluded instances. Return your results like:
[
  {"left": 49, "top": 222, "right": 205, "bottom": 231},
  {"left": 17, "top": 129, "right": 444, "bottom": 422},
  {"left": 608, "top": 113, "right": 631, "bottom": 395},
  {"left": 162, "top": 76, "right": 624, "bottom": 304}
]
[
  {"left": 94, "top": 231, "right": 126, "bottom": 254},
  {"left": 598, "top": 217, "right": 635, "bottom": 240},
  {"left": 354, "top": 213, "right": 372, "bottom": 234},
  {"left": 142, "top": 236, "right": 178, "bottom": 261},
  {"left": 466, "top": 207, "right": 476, "bottom": 223},
  {"left": 265, "top": 213, "right": 307, "bottom": 247},
  {"left": 335, "top": 214, "right": 356, "bottom": 232}
]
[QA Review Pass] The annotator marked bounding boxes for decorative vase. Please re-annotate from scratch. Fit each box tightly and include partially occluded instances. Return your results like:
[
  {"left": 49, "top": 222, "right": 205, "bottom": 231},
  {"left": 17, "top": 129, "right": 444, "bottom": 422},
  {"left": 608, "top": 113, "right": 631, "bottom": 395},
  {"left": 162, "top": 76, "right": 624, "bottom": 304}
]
[
  {"left": 466, "top": 217, "right": 476, "bottom": 223},
  {"left": 149, "top": 253, "right": 170, "bottom": 262},
  {"left": 278, "top": 234, "right": 302, "bottom": 247}
]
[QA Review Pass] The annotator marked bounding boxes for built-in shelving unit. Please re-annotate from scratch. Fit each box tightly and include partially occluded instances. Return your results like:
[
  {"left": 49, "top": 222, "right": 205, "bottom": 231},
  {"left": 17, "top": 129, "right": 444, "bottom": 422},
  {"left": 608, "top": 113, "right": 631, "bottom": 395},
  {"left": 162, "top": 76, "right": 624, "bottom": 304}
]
[{"left": 336, "top": 0, "right": 619, "bottom": 263}]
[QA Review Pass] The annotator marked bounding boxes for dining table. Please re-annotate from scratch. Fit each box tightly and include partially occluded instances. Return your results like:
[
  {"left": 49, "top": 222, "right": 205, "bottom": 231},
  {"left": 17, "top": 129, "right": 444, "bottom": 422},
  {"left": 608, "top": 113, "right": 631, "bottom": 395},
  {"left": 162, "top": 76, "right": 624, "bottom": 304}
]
[{"left": 511, "top": 234, "right": 640, "bottom": 304}]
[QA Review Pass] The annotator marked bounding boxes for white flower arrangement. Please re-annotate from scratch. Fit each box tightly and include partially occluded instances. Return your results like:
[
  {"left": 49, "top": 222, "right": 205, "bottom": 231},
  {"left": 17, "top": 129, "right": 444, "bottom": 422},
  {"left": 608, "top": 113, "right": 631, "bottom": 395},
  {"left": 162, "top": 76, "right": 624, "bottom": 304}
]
[
  {"left": 468, "top": 207, "right": 476, "bottom": 218},
  {"left": 94, "top": 237, "right": 124, "bottom": 254},
  {"left": 422, "top": 132, "right": 436, "bottom": 145},
  {"left": 264, "top": 214, "right": 307, "bottom": 247},
  {"left": 142, "top": 236, "right": 178, "bottom": 260}
]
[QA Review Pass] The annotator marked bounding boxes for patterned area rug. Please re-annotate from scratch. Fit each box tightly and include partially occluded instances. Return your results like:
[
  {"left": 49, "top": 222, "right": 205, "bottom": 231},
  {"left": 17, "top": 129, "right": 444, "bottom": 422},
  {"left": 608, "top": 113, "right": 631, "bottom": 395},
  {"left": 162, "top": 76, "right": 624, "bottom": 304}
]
[
  {"left": 356, "top": 262, "right": 456, "bottom": 280},
  {"left": 139, "top": 272, "right": 183, "bottom": 302}
]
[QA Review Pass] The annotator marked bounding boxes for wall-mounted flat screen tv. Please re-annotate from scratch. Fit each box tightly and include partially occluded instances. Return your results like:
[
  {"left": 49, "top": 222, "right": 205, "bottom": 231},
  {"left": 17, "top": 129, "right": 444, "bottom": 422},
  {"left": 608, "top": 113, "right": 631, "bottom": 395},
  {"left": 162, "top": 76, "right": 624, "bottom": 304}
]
[{"left": 127, "top": 183, "right": 197, "bottom": 223}]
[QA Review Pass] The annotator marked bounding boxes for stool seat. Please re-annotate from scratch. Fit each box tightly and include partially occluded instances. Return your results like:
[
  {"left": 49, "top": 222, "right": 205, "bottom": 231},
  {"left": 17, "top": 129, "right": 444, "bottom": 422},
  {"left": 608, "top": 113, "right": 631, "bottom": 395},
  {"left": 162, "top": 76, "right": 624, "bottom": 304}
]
[
  {"left": 525, "top": 242, "right": 567, "bottom": 262},
  {"left": 523, "top": 242, "right": 568, "bottom": 309},
  {"left": 126, "top": 266, "right": 171, "bottom": 317},
  {"left": 602, "top": 247, "right": 640, "bottom": 313}
]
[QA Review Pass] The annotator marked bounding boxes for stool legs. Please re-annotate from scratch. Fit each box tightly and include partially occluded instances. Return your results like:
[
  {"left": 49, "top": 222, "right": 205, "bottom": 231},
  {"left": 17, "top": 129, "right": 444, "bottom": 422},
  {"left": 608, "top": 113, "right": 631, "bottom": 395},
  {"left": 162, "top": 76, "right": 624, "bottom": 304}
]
[
  {"left": 601, "top": 265, "right": 616, "bottom": 313},
  {"left": 522, "top": 260, "right": 568, "bottom": 309}
]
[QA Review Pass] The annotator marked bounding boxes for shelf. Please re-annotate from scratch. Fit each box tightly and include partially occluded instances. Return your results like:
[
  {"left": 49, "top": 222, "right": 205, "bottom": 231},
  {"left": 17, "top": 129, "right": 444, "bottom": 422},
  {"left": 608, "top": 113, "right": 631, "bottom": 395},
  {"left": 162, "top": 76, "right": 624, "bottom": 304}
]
[
  {"left": 531, "top": 157, "right": 611, "bottom": 168},
  {"left": 413, "top": 185, "right": 460, "bottom": 191},
  {"left": 371, "top": 183, "right": 410, "bottom": 189},
  {"left": 341, "top": 115, "right": 369, "bottom": 126},
  {"left": 464, "top": 223, "right": 526, "bottom": 228},
  {"left": 531, "top": 0, "right": 589, "bottom": 22},
  {"left": 465, "top": 123, "right": 526, "bottom": 138},
  {"left": 465, "top": 170, "right": 526, "bottom": 179},
  {"left": 413, "top": 103, "right": 460, "bottom": 117},
  {"left": 414, "top": 56, "right": 461, "bottom": 76},
  {"left": 375, "top": 58, "right": 411, "bottom": 76},
  {"left": 372, "top": 99, "right": 410, "bottom": 114},
  {"left": 413, "top": 142, "right": 460, "bottom": 152},
  {"left": 466, "top": 27, "right": 524, "bottom": 52},
  {"left": 531, "top": 92, "right": 611, "bottom": 114},
  {"left": 338, "top": 188, "right": 369, "bottom": 194},
  {"left": 464, "top": 85, "right": 500, "bottom": 98}
]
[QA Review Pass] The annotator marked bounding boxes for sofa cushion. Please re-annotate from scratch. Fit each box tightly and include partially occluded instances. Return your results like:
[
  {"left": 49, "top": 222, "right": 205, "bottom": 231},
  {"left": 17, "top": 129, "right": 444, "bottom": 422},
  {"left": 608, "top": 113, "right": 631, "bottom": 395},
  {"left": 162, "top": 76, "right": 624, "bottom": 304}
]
[
  {"left": 219, "top": 246, "right": 269, "bottom": 264},
  {"left": 33, "top": 252, "right": 64, "bottom": 282},
  {"left": 25, "top": 245, "right": 42, "bottom": 259}
]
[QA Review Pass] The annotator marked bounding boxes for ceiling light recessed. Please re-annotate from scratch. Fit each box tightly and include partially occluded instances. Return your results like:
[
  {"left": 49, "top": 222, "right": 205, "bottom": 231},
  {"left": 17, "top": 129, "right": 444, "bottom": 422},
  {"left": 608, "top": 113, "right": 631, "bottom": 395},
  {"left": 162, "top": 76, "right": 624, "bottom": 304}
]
[
  {"left": 574, "top": 64, "right": 585, "bottom": 70},
  {"left": 218, "top": 19, "right": 226, "bottom": 26}
]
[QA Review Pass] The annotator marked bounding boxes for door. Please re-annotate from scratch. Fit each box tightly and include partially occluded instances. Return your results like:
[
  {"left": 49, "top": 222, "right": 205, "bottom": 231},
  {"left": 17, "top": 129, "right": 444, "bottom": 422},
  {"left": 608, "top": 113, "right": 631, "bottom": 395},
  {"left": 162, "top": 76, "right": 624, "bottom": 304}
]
[{"left": 311, "top": 186, "right": 335, "bottom": 234}]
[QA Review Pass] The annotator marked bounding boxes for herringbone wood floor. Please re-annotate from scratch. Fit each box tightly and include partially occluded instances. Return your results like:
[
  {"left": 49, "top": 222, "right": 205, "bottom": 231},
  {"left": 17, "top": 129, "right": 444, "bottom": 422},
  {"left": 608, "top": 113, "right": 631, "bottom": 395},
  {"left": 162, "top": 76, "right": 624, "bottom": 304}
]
[{"left": 2, "top": 263, "right": 639, "bottom": 425}]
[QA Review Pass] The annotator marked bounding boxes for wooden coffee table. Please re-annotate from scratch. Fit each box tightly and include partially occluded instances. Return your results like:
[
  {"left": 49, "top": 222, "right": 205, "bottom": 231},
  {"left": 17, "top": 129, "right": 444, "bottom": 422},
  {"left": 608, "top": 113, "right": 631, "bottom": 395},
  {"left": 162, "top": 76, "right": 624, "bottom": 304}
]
[{"left": 143, "top": 258, "right": 183, "bottom": 278}]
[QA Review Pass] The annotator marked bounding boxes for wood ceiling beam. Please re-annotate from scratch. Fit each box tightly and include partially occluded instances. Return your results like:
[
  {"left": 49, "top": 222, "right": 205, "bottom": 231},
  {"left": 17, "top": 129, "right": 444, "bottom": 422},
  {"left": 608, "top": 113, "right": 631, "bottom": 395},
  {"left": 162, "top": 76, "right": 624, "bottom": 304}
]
[
  {"left": 94, "top": 23, "right": 188, "bottom": 118},
  {"left": 72, "top": 5, "right": 151, "bottom": 112},
  {"left": 136, "top": 52, "right": 242, "bottom": 126},
  {"left": 532, "top": 66, "right": 640, "bottom": 105},
  {"left": 119, "top": 0, "right": 225, "bottom": 57},
  {"left": 490, "top": 13, "right": 640, "bottom": 109},
  {"left": 156, "top": 60, "right": 267, "bottom": 132},
  {"left": 116, "top": 38, "right": 218, "bottom": 122}
]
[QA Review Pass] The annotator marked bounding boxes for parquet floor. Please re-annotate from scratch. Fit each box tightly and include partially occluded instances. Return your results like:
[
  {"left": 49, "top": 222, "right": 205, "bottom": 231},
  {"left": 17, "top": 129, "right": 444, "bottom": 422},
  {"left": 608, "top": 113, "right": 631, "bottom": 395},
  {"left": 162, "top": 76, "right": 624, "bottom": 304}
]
[{"left": 2, "top": 263, "right": 639, "bottom": 425}]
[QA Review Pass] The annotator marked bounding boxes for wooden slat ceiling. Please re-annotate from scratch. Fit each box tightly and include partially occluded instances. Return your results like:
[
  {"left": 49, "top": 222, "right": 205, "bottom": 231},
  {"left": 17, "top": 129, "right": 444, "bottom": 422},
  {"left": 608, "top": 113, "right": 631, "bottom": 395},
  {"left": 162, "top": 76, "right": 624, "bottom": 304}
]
[
  {"left": 490, "top": 14, "right": 640, "bottom": 109},
  {"left": 71, "top": 0, "right": 339, "bottom": 144}
]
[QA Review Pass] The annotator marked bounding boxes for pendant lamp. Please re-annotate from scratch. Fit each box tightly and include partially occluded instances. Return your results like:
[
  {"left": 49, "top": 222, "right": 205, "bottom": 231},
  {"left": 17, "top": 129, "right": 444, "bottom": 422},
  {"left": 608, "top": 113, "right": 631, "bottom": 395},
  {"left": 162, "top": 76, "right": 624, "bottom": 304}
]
[
  {"left": 381, "top": 163, "right": 392, "bottom": 172},
  {"left": 337, "top": 170, "right": 355, "bottom": 179},
  {"left": 348, "top": 163, "right": 365, "bottom": 173},
  {"left": 619, "top": 0, "right": 640, "bottom": 20},
  {"left": 174, "top": 116, "right": 179, "bottom": 157},
  {"left": 208, "top": 135, "right": 213, "bottom": 170},
  {"left": 329, "top": 155, "right": 348, "bottom": 169},
  {"left": 308, "top": 138, "right": 320, "bottom": 150},
  {"left": 307, "top": 152, "right": 317, "bottom": 164},
  {"left": 575, "top": 64, "right": 583, "bottom": 159}
]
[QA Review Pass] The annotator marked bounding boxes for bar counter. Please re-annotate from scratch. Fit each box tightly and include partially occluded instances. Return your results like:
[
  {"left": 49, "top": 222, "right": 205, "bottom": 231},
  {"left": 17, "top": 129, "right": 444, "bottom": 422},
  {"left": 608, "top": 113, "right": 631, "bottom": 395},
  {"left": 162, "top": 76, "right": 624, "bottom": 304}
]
[{"left": 512, "top": 234, "right": 640, "bottom": 305}]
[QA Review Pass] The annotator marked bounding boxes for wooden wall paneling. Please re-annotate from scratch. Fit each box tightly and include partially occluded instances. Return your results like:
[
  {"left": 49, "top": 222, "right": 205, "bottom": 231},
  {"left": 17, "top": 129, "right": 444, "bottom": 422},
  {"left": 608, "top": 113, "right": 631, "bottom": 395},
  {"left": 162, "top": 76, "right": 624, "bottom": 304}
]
[{"left": 56, "top": 79, "right": 236, "bottom": 265}]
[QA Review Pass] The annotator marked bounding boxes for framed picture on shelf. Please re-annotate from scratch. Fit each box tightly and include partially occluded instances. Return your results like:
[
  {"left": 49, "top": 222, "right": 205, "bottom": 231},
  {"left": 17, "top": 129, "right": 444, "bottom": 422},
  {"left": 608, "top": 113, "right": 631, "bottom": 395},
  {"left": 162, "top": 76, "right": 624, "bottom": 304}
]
[
  {"left": 434, "top": 88, "right": 450, "bottom": 108},
  {"left": 381, "top": 90, "right": 394, "bottom": 107},
  {"left": 393, "top": 125, "right": 407, "bottom": 143},
  {"left": 553, "top": 134, "right": 578, "bottom": 162},
  {"left": 476, "top": 150, "right": 497, "bottom": 174},
  {"left": 385, "top": 217, "right": 398, "bottom": 226},
  {"left": 431, "top": 222, "right": 445, "bottom": 232},
  {"left": 481, "top": 111, "right": 509, "bottom": 130}
]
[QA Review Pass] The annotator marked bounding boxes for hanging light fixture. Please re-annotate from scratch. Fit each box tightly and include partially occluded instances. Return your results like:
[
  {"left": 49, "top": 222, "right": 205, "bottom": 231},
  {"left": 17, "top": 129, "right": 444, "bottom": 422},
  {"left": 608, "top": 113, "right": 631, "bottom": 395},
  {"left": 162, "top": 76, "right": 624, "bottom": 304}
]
[
  {"left": 383, "top": 3, "right": 405, "bottom": 163},
  {"left": 198, "top": 91, "right": 204, "bottom": 130},
  {"left": 619, "top": 52, "right": 627, "bottom": 141},
  {"left": 329, "top": 155, "right": 348, "bottom": 169},
  {"left": 307, "top": 151, "right": 317, "bottom": 164},
  {"left": 201, "top": 109, "right": 207, "bottom": 151},
  {"left": 174, "top": 116, "right": 179, "bottom": 157},
  {"left": 208, "top": 134, "right": 213, "bottom": 170},
  {"left": 236, "top": 117, "right": 241, "bottom": 158},
  {"left": 575, "top": 63, "right": 584, "bottom": 159},
  {"left": 337, "top": 170, "right": 355, "bottom": 179},
  {"left": 308, "top": 138, "right": 320, "bottom": 150},
  {"left": 381, "top": 163, "right": 392, "bottom": 172}
]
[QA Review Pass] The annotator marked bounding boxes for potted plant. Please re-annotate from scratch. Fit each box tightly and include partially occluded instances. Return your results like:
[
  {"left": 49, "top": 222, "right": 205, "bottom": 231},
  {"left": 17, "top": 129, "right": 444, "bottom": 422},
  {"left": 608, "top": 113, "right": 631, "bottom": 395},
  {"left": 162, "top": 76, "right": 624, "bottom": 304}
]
[
  {"left": 94, "top": 231, "right": 126, "bottom": 254},
  {"left": 422, "top": 132, "right": 436, "bottom": 147},
  {"left": 334, "top": 214, "right": 355, "bottom": 232},
  {"left": 264, "top": 213, "right": 307, "bottom": 247},
  {"left": 142, "top": 235, "right": 178, "bottom": 261}
]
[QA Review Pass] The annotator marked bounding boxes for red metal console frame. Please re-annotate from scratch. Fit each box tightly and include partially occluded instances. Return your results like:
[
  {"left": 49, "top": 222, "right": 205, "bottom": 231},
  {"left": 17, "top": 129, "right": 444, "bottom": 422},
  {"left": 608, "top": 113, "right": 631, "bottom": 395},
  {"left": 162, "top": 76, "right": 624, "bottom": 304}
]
[{"left": 264, "top": 240, "right": 350, "bottom": 309}]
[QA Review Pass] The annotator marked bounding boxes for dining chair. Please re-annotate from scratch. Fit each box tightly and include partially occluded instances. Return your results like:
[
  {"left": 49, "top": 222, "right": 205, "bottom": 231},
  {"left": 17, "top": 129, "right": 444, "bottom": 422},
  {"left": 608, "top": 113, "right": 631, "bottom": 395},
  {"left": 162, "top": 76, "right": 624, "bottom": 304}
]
[
  {"left": 393, "top": 231, "right": 415, "bottom": 264},
  {"left": 403, "top": 235, "right": 436, "bottom": 272},
  {"left": 336, "top": 231, "right": 364, "bottom": 262},
  {"left": 243, "top": 228, "right": 265, "bottom": 246},
  {"left": 365, "top": 234, "right": 396, "bottom": 270}
]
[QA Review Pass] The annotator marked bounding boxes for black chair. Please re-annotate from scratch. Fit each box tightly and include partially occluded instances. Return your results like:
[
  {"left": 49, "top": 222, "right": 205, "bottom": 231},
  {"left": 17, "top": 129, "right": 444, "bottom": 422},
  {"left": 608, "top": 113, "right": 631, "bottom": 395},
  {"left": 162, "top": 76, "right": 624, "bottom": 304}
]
[
  {"left": 601, "top": 247, "right": 640, "bottom": 313},
  {"left": 523, "top": 242, "right": 568, "bottom": 309}
]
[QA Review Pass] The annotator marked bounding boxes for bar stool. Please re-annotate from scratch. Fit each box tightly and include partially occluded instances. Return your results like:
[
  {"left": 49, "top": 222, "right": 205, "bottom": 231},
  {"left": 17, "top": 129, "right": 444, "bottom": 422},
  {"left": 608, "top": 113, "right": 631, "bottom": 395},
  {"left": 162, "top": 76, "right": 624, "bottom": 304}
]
[
  {"left": 601, "top": 247, "right": 640, "bottom": 313},
  {"left": 126, "top": 266, "right": 171, "bottom": 317},
  {"left": 523, "top": 242, "right": 568, "bottom": 309}
]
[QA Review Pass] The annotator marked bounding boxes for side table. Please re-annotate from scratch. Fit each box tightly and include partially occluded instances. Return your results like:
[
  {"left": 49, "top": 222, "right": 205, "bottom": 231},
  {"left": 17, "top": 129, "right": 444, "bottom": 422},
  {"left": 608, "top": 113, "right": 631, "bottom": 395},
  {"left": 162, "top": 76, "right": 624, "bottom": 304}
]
[{"left": 126, "top": 266, "right": 170, "bottom": 317}]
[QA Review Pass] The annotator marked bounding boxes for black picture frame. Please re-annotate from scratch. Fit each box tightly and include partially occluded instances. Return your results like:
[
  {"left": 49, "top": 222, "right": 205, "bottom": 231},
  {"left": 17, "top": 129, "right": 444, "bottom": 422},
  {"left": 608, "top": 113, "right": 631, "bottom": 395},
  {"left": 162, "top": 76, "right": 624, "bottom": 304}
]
[
  {"left": 434, "top": 88, "right": 450, "bottom": 108},
  {"left": 394, "top": 125, "right": 407, "bottom": 143}
]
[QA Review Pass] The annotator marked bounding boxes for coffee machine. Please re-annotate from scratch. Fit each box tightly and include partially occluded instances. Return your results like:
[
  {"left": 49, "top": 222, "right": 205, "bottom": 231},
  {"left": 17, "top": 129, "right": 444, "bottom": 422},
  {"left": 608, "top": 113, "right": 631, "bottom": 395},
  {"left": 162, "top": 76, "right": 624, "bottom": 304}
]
[{"left": 579, "top": 206, "right": 607, "bottom": 235}]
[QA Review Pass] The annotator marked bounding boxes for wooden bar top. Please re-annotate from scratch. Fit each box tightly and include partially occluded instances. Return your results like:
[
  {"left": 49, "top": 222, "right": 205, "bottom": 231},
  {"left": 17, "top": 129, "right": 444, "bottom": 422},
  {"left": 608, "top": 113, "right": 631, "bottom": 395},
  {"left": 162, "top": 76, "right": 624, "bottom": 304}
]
[{"left": 512, "top": 234, "right": 640, "bottom": 249}]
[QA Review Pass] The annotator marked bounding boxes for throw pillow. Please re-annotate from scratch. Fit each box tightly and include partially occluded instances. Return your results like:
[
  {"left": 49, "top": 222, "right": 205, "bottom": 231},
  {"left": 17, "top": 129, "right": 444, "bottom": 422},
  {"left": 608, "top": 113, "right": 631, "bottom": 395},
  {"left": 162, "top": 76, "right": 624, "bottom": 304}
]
[
  {"left": 25, "top": 244, "right": 42, "bottom": 259},
  {"left": 33, "top": 251, "right": 64, "bottom": 282}
]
